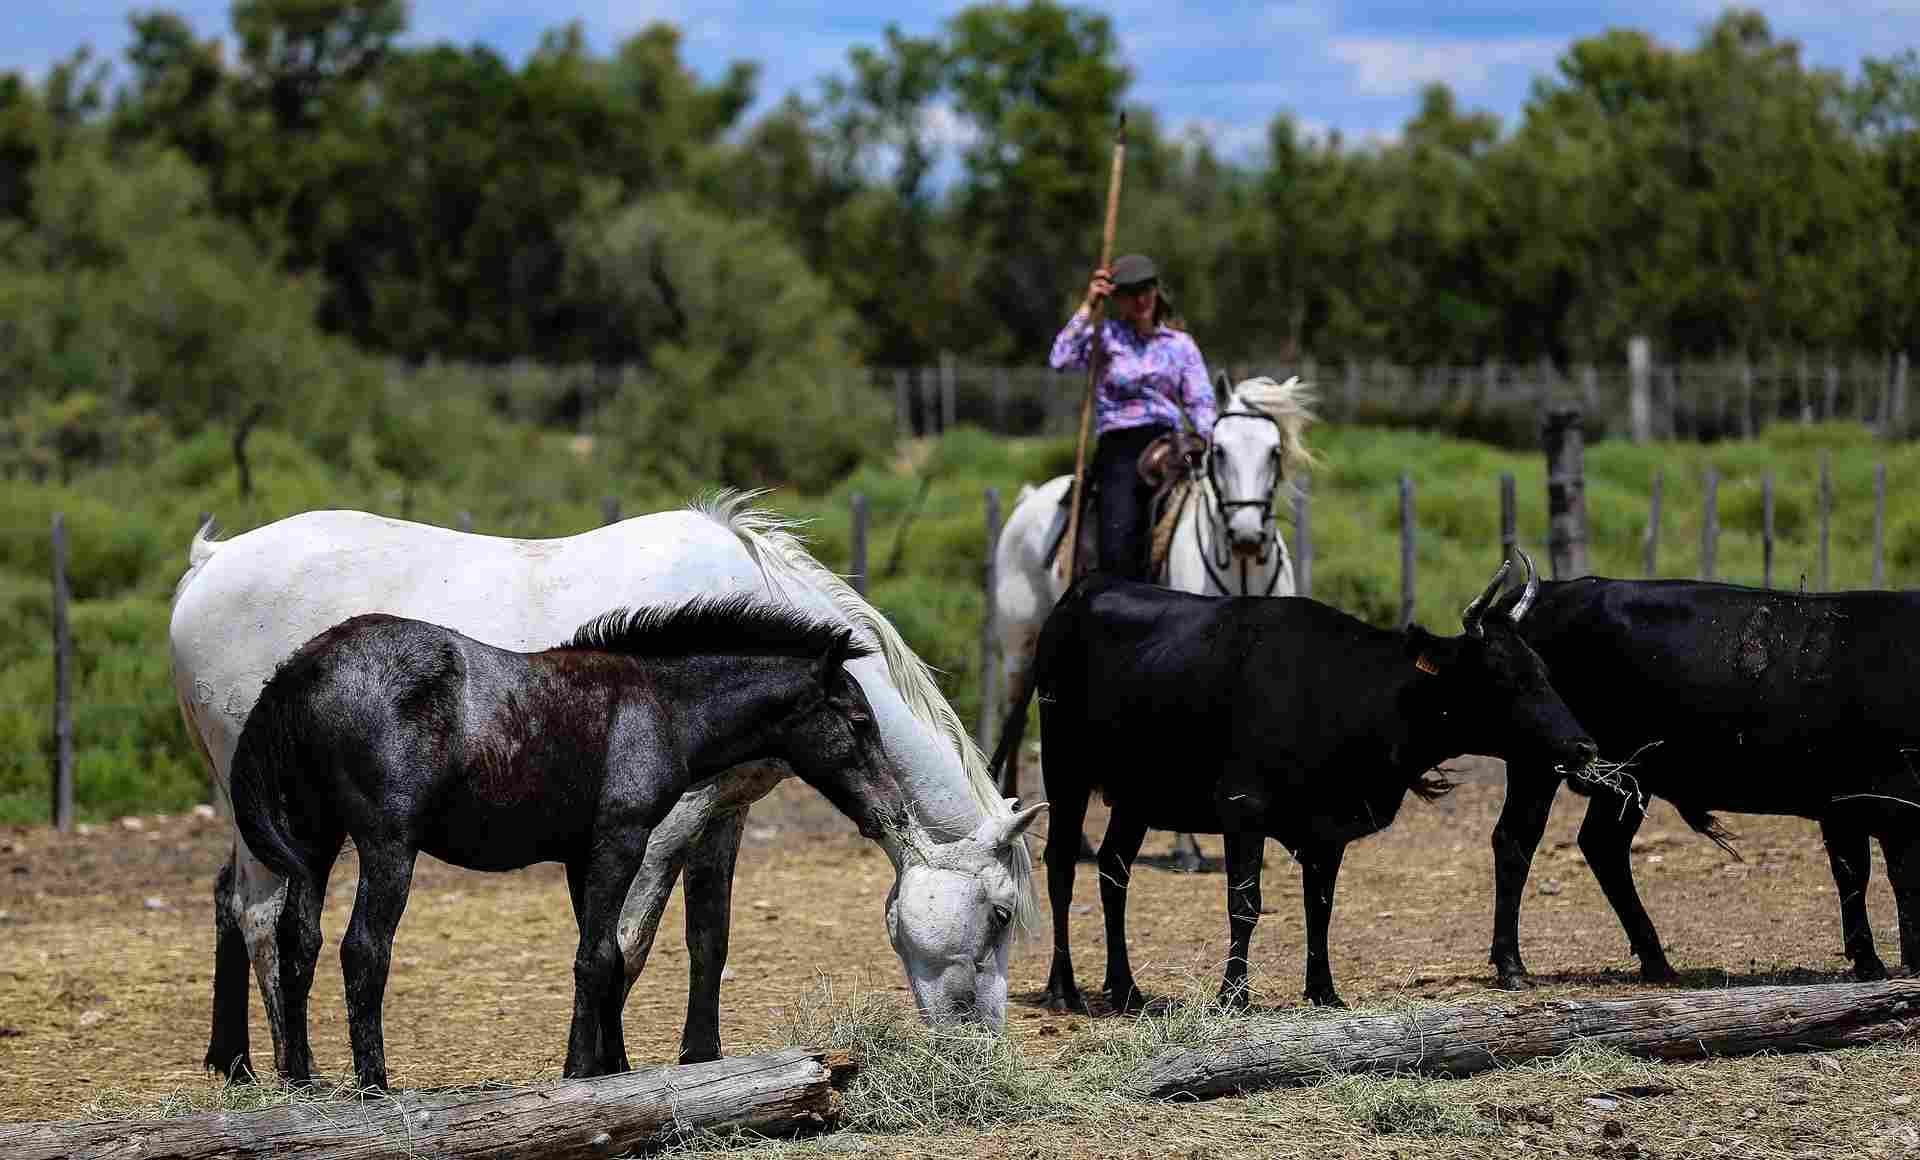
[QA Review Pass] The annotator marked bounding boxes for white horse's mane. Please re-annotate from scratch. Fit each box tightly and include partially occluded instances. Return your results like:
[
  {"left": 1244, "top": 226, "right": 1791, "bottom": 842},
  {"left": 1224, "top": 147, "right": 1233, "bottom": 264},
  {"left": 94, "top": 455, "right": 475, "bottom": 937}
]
[
  {"left": 692, "top": 489, "right": 1040, "bottom": 934},
  {"left": 1227, "top": 375, "right": 1320, "bottom": 480}
]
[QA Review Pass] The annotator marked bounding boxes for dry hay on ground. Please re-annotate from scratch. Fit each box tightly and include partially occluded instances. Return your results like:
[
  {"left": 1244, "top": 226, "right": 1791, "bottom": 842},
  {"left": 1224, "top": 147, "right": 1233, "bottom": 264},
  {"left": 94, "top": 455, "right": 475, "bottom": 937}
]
[{"left": 3, "top": 763, "right": 1916, "bottom": 1157}]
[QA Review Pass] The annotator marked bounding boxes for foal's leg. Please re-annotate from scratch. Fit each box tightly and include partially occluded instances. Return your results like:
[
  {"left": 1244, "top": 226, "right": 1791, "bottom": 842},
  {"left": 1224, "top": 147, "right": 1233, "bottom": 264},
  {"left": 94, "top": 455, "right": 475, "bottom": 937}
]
[
  {"left": 680, "top": 809, "right": 747, "bottom": 1064},
  {"left": 205, "top": 852, "right": 255, "bottom": 1081},
  {"left": 1576, "top": 798, "right": 1676, "bottom": 981},
  {"left": 1822, "top": 819, "right": 1887, "bottom": 981},
  {"left": 1489, "top": 769, "right": 1558, "bottom": 989},
  {"left": 1219, "top": 830, "right": 1268, "bottom": 1009},
  {"left": 340, "top": 841, "right": 417, "bottom": 1092},
  {"left": 566, "top": 834, "right": 652, "bottom": 1078},
  {"left": 1299, "top": 841, "right": 1347, "bottom": 1008},
  {"left": 1095, "top": 810, "right": 1151, "bottom": 1013},
  {"left": 273, "top": 835, "right": 339, "bottom": 1084}
]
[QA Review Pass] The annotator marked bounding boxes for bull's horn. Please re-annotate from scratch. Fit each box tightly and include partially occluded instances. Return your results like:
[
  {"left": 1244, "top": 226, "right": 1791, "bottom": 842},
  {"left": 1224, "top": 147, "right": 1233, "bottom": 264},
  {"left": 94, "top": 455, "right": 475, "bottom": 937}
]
[
  {"left": 1507, "top": 549, "right": 1540, "bottom": 622},
  {"left": 1461, "top": 556, "right": 1514, "bottom": 637}
]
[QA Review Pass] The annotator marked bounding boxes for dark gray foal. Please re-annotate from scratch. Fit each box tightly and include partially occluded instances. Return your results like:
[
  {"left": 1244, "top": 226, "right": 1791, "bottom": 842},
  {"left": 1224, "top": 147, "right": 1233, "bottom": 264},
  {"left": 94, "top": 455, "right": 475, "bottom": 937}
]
[{"left": 230, "top": 595, "right": 905, "bottom": 1091}]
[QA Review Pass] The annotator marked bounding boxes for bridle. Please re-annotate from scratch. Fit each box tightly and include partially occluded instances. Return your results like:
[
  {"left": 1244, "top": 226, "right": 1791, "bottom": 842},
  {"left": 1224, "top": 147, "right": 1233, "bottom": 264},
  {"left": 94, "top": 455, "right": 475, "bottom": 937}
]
[{"left": 1194, "top": 405, "right": 1287, "bottom": 596}]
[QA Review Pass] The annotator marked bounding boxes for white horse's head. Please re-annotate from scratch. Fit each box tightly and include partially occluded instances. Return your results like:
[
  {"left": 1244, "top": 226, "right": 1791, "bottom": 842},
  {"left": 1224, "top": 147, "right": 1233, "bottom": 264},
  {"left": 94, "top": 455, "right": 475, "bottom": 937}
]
[
  {"left": 886, "top": 802, "right": 1046, "bottom": 1026},
  {"left": 1208, "top": 375, "right": 1319, "bottom": 558}
]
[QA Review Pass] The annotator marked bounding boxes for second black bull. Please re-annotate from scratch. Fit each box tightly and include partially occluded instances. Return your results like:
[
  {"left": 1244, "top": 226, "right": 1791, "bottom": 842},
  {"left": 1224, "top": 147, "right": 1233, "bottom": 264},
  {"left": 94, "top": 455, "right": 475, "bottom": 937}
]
[
  {"left": 1491, "top": 577, "right": 1920, "bottom": 988},
  {"left": 989, "top": 554, "right": 1599, "bottom": 1012}
]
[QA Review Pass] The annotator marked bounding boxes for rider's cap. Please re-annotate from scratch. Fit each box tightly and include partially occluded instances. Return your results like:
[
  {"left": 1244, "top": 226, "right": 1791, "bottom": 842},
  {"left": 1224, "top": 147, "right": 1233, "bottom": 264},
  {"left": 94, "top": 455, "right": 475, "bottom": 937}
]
[{"left": 1109, "top": 254, "right": 1158, "bottom": 290}]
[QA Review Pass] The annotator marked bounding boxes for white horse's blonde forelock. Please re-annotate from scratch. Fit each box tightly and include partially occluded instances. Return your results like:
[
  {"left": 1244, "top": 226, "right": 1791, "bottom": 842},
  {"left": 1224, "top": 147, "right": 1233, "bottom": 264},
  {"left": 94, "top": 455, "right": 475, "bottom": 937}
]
[
  {"left": 692, "top": 489, "right": 1042, "bottom": 936},
  {"left": 1230, "top": 375, "right": 1320, "bottom": 482}
]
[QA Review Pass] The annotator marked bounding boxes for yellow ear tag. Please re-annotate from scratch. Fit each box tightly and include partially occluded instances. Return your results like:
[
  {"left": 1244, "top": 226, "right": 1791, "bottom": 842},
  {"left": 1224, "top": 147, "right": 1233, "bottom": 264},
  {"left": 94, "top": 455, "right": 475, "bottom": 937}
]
[{"left": 1414, "top": 654, "right": 1439, "bottom": 676}]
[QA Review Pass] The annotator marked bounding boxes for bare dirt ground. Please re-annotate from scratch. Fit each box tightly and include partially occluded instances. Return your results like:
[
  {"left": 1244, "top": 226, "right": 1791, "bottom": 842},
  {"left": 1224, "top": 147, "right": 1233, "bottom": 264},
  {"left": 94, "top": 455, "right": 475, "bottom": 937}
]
[{"left": 4, "top": 759, "right": 1917, "bottom": 1158}]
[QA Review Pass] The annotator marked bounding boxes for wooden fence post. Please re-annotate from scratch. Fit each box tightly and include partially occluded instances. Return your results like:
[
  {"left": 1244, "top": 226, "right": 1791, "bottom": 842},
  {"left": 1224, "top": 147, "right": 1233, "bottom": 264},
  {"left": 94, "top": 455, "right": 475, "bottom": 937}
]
[
  {"left": 977, "top": 489, "right": 1002, "bottom": 751},
  {"left": 1896, "top": 352, "right": 1912, "bottom": 439},
  {"left": 1293, "top": 471, "right": 1313, "bottom": 598},
  {"left": 894, "top": 370, "right": 912, "bottom": 439},
  {"left": 918, "top": 370, "right": 938, "bottom": 437},
  {"left": 1543, "top": 409, "right": 1589, "bottom": 579},
  {"left": 457, "top": 511, "right": 473, "bottom": 534},
  {"left": 1819, "top": 451, "right": 1832, "bottom": 590},
  {"left": 1499, "top": 473, "right": 1516, "bottom": 566},
  {"left": 1763, "top": 470, "right": 1775, "bottom": 589},
  {"left": 1399, "top": 474, "right": 1416, "bottom": 629},
  {"left": 1701, "top": 468, "right": 1719, "bottom": 581},
  {"left": 939, "top": 351, "right": 958, "bottom": 433},
  {"left": 1825, "top": 359, "right": 1840, "bottom": 422},
  {"left": 849, "top": 493, "right": 869, "bottom": 598},
  {"left": 1874, "top": 463, "right": 1887, "bottom": 589},
  {"left": 50, "top": 513, "right": 73, "bottom": 833},
  {"left": 1798, "top": 354, "right": 1811, "bottom": 424},
  {"left": 1645, "top": 469, "right": 1663, "bottom": 578},
  {"left": 1628, "top": 337, "right": 1652, "bottom": 445},
  {"left": 1739, "top": 360, "right": 1755, "bottom": 439}
]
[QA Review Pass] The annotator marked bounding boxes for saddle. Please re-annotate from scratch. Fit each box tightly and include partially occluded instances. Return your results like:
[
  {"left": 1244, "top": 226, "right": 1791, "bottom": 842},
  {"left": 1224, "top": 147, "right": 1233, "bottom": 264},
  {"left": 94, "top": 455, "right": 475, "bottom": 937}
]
[{"left": 1045, "top": 433, "right": 1208, "bottom": 581}]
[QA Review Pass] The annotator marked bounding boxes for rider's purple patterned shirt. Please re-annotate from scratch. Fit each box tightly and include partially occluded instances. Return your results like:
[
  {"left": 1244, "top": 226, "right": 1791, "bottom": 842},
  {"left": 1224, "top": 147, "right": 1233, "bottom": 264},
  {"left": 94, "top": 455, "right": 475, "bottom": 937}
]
[{"left": 1048, "top": 312, "right": 1218, "bottom": 437}]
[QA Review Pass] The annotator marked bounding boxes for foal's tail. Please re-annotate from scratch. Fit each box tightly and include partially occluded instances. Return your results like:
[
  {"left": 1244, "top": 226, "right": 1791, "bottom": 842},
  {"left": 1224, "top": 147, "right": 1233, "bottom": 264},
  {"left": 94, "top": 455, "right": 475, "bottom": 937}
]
[{"left": 228, "top": 691, "right": 316, "bottom": 884}]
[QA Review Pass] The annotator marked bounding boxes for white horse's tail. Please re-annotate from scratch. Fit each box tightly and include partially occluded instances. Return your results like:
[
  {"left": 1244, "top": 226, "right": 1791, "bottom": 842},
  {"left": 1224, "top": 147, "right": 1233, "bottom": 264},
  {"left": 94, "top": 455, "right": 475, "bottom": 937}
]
[
  {"left": 1232, "top": 375, "right": 1321, "bottom": 480},
  {"left": 690, "top": 489, "right": 1040, "bottom": 935},
  {"left": 171, "top": 517, "right": 225, "bottom": 803}
]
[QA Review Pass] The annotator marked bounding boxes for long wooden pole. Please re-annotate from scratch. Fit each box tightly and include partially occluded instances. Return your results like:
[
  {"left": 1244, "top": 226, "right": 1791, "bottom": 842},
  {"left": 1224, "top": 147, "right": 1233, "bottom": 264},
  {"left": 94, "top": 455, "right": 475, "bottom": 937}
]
[{"left": 1058, "top": 113, "right": 1128, "bottom": 583}]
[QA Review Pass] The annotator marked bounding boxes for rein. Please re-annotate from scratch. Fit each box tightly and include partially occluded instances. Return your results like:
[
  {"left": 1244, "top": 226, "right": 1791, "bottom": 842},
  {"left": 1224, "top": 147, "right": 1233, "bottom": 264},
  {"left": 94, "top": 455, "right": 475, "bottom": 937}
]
[{"left": 1193, "top": 406, "right": 1287, "bottom": 596}]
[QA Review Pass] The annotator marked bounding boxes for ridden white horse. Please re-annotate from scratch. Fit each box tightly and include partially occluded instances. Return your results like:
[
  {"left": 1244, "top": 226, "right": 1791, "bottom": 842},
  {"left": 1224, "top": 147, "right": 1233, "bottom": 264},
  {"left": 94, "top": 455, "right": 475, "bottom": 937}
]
[
  {"left": 992, "top": 376, "right": 1317, "bottom": 855},
  {"left": 172, "top": 493, "right": 1042, "bottom": 1079}
]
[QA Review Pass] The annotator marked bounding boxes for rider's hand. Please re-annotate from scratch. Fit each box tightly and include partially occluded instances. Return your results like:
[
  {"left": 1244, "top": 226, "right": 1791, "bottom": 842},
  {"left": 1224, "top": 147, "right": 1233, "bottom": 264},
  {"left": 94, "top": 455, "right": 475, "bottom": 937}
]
[{"left": 1082, "top": 269, "right": 1113, "bottom": 314}]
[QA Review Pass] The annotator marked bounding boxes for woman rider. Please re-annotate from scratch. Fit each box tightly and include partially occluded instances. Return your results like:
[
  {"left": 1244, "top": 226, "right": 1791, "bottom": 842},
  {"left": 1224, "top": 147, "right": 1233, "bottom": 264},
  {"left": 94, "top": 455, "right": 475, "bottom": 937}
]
[{"left": 1048, "top": 253, "right": 1217, "bottom": 581}]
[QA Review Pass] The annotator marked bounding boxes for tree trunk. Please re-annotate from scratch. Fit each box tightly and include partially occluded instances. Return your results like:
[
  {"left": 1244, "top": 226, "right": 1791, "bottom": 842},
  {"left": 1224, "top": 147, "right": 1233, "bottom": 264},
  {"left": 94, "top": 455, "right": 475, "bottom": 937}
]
[
  {"left": 0, "top": 1047, "right": 854, "bottom": 1160},
  {"left": 1135, "top": 981, "right": 1920, "bottom": 1101}
]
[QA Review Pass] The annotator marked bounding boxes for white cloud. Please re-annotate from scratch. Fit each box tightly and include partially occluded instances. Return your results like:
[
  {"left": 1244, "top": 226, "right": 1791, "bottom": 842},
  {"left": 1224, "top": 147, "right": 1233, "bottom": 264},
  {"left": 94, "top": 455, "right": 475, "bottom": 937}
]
[{"left": 1328, "top": 36, "right": 1561, "bottom": 98}]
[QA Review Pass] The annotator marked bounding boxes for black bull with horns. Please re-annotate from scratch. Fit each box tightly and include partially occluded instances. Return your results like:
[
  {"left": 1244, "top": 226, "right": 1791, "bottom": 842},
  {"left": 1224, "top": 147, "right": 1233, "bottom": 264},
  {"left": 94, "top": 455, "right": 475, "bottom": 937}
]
[
  {"left": 1489, "top": 577, "right": 1920, "bottom": 989},
  {"left": 987, "top": 552, "right": 1598, "bottom": 1012}
]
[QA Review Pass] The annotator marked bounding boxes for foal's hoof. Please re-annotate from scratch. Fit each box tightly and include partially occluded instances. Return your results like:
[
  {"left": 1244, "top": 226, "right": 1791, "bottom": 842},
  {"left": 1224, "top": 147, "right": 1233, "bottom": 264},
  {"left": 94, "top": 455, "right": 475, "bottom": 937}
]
[
  {"left": 205, "top": 1051, "right": 256, "bottom": 1085},
  {"left": 1493, "top": 970, "right": 1535, "bottom": 992},
  {"left": 1304, "top": 986, "right": 1347, "bottom": 1009},
  {"left": 1042, "top": 986, "right": 1089, "bottom": 1016},
  {"left": 1854, "top": 955, "right": 1890, "bottom": 983},
  {"left": 1212, "top": 982, "right": 1252, "bottom": 1012}
]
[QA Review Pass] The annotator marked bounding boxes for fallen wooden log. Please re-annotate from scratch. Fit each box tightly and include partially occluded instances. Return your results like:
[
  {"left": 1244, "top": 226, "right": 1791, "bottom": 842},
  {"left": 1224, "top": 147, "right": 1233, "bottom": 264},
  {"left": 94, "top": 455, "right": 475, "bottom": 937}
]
[
  {"left": 0, "top": 1046, "right": 856, "bottom": 1160},
  {"left": 1136, "top": 980, "right": 1920, "bottom": 1101}
]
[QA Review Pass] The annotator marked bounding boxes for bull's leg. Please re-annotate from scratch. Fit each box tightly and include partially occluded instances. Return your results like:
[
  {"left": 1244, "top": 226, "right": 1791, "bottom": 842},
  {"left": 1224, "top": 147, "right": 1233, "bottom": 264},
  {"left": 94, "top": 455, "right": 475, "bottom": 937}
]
[
  {"left": 1041, "top": 785, "right": 1091, "bottom": 1014},
  {"left": 340, "top": 841, "right": 417, "bottom": 1092},
  {"left": 1298, "top": 841, "right": 1347, "bottom": 1008},
  {"left": 205, "top": 852, "right": 256, "bottom": 1081},
  {"left": 679, "top": 810, "right": 746, "bottom": 1064},
  {"left": 1881, "top": 829, "right": 1920, "bottom": 973},
  {"left": 1219, "top": 830, "right": 1269, "bottom": 1009},
  {"left": 1822, "top": 820, "right": 1887, "bottom": 981},
  {"left": 1489, "top": 772, "right": 1558, "bottom": 989},
  {"left": 1576, "top": 799, "right": 1676, "bottom": 982},
  {"left": 1095, "top": 810, "right": 1151, "bottom": 1012}
]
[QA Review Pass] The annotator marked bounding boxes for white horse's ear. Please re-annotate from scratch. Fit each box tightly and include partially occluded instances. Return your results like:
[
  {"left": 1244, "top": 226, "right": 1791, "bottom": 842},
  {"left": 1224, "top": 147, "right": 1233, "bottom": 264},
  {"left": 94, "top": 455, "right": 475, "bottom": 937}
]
[{"left": 972, "top": 802, "right": 1047, "bottom": 848}]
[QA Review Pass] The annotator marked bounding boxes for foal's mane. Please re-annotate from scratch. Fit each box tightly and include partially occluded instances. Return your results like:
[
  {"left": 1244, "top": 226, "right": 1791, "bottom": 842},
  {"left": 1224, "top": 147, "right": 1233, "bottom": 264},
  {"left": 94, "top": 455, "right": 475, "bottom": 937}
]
[{"left": 563, "top": 593, "right": 875, "bottom": 661}]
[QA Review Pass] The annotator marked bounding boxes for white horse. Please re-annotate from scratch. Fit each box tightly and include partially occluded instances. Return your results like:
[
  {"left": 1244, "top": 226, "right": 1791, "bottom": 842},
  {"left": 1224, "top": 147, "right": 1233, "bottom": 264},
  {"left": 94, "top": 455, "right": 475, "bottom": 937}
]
[
  {"left": 991, "top": 376, "right": 1318, "bottom": 841},
  {"left": 171, "top": 493, "right": 1042, "bottom": 1080}
]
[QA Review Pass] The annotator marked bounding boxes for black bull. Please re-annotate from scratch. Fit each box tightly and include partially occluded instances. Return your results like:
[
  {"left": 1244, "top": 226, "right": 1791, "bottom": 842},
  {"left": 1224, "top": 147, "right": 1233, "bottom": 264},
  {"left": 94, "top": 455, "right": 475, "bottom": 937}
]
[
  {"left": 1492, "top": 577, "right": 1920, "bottom": 987},
  {"left": 989, "top": 559, "right": 1598, "bottom": 1011}
]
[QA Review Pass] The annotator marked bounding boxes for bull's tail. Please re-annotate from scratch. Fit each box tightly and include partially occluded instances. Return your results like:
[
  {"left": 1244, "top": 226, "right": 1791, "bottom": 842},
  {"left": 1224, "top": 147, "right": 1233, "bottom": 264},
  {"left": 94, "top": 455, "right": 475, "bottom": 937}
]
[
  {"left": 1678, "top": 805, "right": 1743, "bottom": 862},
  {"left": 986, "top": 581, "right": 1083, "bottom": 793},
  {"left": 227, "top": 694, "right": 320, "bottom": 883}
]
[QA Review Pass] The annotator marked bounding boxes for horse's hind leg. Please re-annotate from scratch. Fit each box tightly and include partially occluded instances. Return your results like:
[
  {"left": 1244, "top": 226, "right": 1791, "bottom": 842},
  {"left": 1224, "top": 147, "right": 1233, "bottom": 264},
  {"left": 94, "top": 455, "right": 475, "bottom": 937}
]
[
  {"left": 272, "top": 847, "right": 332, "bottom": 1084},
  {"left": 679, "top": 809, "right": 746, "bottom": 1064},
  {"left": 232, "top": 842, "right": 295, "bottom": 1083},
  {"left": 340, "top": 841, "right": 417, "bottom": 1092},
  {"left": 205, "top": 851, "right": 254, "bottom": 1081},
  {"left": 567, "top": 836, "right": 650, "bottom": 1078}
]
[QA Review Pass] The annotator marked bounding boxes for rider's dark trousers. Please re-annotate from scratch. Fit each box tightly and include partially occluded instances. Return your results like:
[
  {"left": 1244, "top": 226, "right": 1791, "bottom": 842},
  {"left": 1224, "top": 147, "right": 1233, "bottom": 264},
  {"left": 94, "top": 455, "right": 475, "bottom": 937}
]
[{"left": 1091, "top": 423, "right": 1169, "bottom": 583}]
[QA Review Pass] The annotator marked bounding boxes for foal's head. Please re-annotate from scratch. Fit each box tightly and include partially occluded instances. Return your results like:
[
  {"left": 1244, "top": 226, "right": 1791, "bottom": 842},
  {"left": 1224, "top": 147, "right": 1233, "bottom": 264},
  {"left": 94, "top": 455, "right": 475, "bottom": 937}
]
[{"left": 774, "top": 630, "right": 911, "bottom": 842}]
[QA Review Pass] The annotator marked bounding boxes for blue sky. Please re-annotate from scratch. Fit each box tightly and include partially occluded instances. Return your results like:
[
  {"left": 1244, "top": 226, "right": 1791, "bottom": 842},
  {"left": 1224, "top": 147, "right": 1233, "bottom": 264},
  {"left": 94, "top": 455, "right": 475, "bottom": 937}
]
[{"left": 10, "top": 2, "right": 1920, "bottom": 156}]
